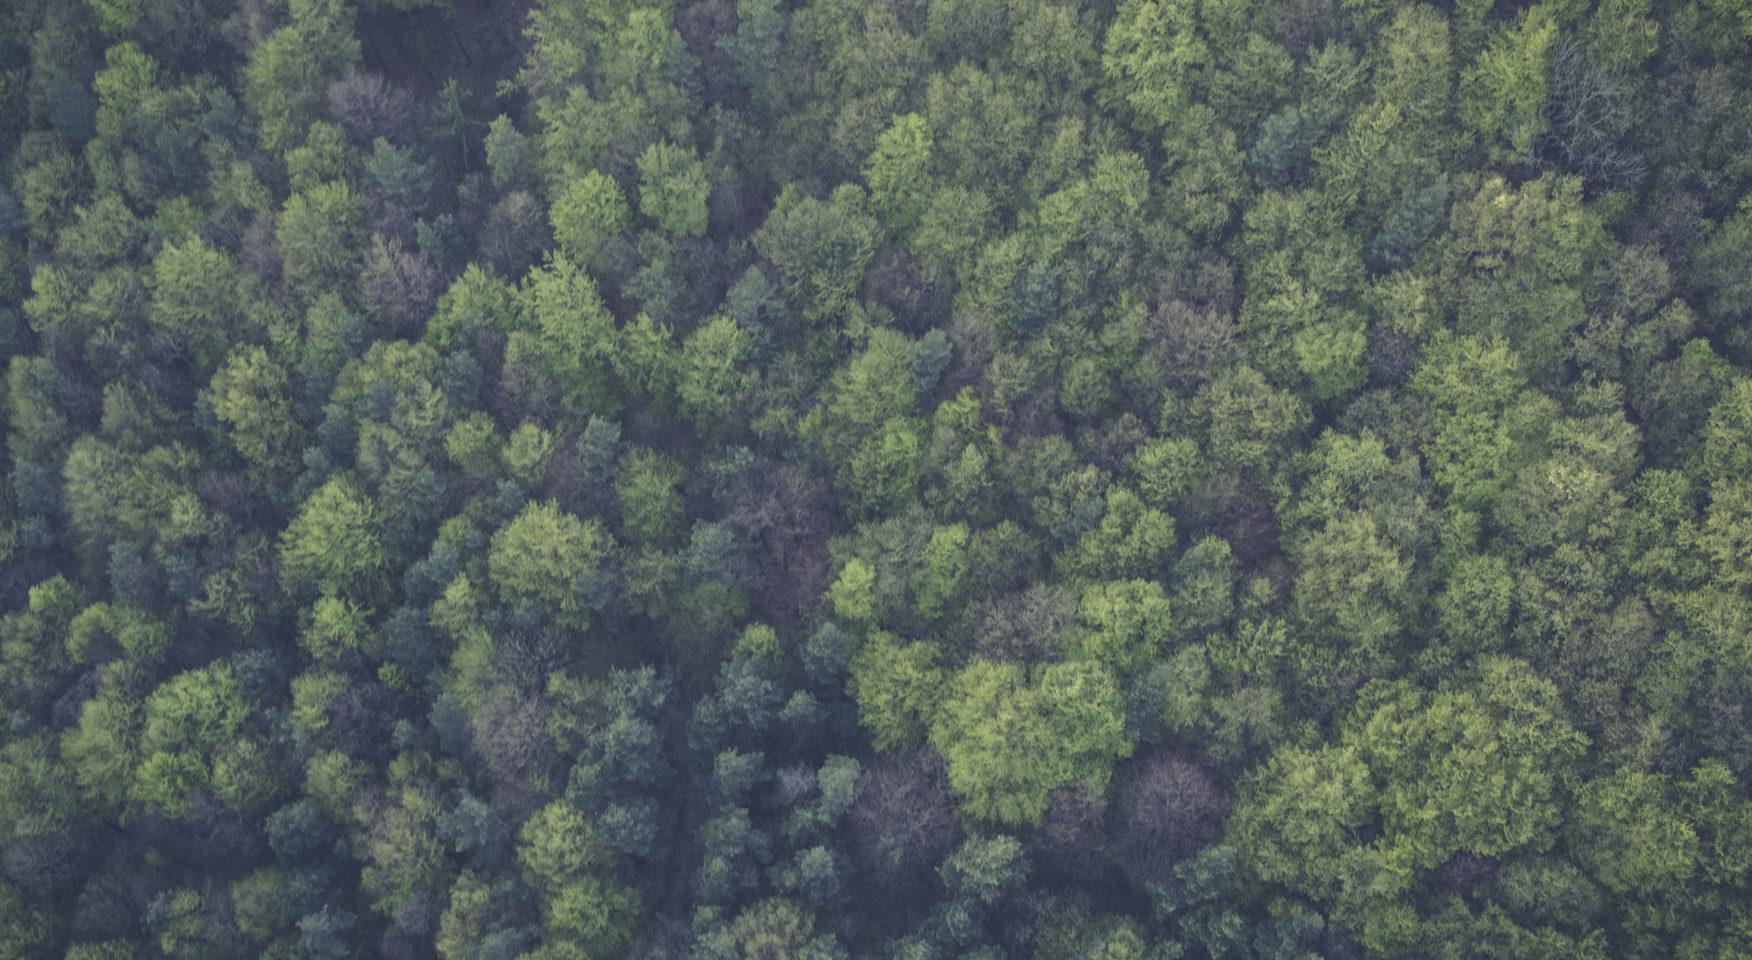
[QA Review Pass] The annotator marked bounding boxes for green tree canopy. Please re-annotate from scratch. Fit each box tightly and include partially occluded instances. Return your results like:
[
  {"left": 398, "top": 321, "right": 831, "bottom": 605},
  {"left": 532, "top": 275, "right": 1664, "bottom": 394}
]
[
  {"left": 930, "top": 658, "right": 1131, "bottom": 825},
  {"left": 488, "top": 500, "right": 613, "bottom": 629},
  {"left": 281, "top": 475, "right": 387, "bottom": 598}
]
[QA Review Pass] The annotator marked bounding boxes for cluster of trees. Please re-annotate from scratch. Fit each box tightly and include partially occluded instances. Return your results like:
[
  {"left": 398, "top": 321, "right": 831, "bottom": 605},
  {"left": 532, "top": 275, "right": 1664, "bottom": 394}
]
[{"left": 1, "top": 0, "right": 1752, "bottom": 955}]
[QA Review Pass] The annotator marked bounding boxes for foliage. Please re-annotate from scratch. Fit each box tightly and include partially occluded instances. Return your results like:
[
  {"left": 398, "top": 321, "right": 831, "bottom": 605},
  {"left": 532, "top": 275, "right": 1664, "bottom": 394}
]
[
  {"left": 281, "top": 475, "right": 387, "bottom": 598},
  {"left": 489, "top": 500, "right": 613, "bottom": 629},
  {"left": 3, "top": 0, "right": 1749, "bottom": 957},
  {"left": 929, "top": 659, "right": 1131, "bottom": 825}
]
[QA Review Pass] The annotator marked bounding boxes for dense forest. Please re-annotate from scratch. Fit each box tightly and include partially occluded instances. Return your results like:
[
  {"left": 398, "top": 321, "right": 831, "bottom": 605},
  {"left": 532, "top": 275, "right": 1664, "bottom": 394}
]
[{"left": 2, "top": 0, "right": 1752, "bottom": 955}]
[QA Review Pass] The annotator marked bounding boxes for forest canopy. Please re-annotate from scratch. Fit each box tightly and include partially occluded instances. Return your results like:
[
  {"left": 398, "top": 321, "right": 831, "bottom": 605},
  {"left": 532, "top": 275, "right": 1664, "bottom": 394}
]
[{"left": 2, "top": 0, "right": 1752, "bottom": 956}]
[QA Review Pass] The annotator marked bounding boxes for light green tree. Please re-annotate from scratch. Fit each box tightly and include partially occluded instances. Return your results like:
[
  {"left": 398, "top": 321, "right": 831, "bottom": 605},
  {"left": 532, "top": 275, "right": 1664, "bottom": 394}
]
[
  {"left": 513, "top": 252, "right": 621, "bottom": 413},
  {"left": 517, "top": 800, "right": 642, "bottom": 960},
  {"left": 147, "top": 235, "right": 253, "bottom": 376},
  {"left": 61, "top": 693, "right": 139, "bottom": 812},
  {"left": 636, "top": 141, "right": 710, "bottom": 238},
  {"left": 241, "top": 0, "right": 362, "bottom": 153},
  {"left": 1409, "top": 334, "right": 1554, "bottom": 511},
  {"left": 550, "top": 169, "right": 630, "bottom": 265},
  {"left": 615, "top": 448, "right": 686, "bottom": 547},
  {"left": 1228, "top": 744, "right": 1375, "bottom": 900},
  {"left": 277, "top": 179, "right": 366, "bottom": 308},
  {"left": 930, "top": 658, "right": 1130, "bottom": 825},
  {"left": 1056, "top": 487, "right": 1177, "bottom": 582},
  {"left": 864, "top": 113, "right": 933, "bottom": 236},
  {"left": 912, "top": 523, "right": 970, "bottom": 620},
  {"left": 280, "top": 475, "right": 387, "bottom": 598},
  {"left": 1568, "top": 766, "right": 1698, "bottom": 896},
  {"left": 502, "top": 421, "right": 557, "bottom": 488},
  {"left": 1456, "top": 8, "right": 1555, "bottom": 163},
  {"left": 1288, "top": 511, "right": 1410, "bottom": 685},
  {"left": 677, "top": 315, "right": 753, "bottom": 434},
  {"left": 1101, "top": 0, "right": 1209, "bottom": 131},
  {"left": 488, "top": 500, "right": 612, "bottom": 629},
  {"left": 299, "top": 595, "right": 372, "bottom": 663},
  {"left": 1348, "top": 657, "right": 1588, "bottom": 872},
  {"left": 211, "top": 346, "right": 309, "bottom": 479},
  {"left": 1435, "top": 174, "right": 1607, "bottom": 377},
  {"left": 846, "top": 630, "right": 945, "bottom": 753},
  {"left": 1076, "top": 579, "right": 1173, "bottom": 676},
  {"left": 752, "top": 185, "right": 879, "bottom": 325}
]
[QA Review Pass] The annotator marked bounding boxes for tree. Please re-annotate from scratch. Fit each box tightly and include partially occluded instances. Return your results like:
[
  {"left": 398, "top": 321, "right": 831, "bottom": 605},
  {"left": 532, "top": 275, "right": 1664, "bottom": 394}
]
[
  {"left": 1287, "top": 511, "right": 1410, "bottom": 688},
  {"left": 503, "top": 421, "right": 557, "bottom": 488},
  {"left": 147, "top": 235, "right": 252, "bottom": 376},
  {"left": 912, "top": 523, "right": 969, "bottom": 620},
  {"left": 637, "top": 141, "right": 710, "bottom": 238},
  {"left": 1456, "top": 8, "right": 1555, "bottom": 163},
  {"left": 1691, "top": 210, "right": 1752, "bottom": 344},
  {"left": 280, "top": 475, "right": 387, "bottom": 598},
  {"left": 481, "top": 191, "right": 551, "bottom": 278},
  {"left": 1409, "top": 335, "right": 1552, "bottom": 511},
  {"left": 297, "top": 904, "right": 356, "bottom": 959},
  {"left": 59, "top": 437, "right": 201, "bottom": 548},
  {"left": 132, "top": 662, "right": 250, "bottom": 817},
  {"left": 1228, "top": 744, "right": 1373, "bottom": 901},
  {"left": 616, "top": 448, "right": 686, "bottom": 547},
  {"left": 1076, "top": 579, "right": 1172, "bottom": 676},
  {"left": 361, "top": 782, "right": 448, "bottom": 916},
  {"left": 299, "top": 595, "right": 372, "bottom": 662},
  {"left": 359, "top": 236, "right": 440, "bottom": 337},
  {"left": 1128, "top": 437, "right": 1200, "bottom": 510},
  {"left": 1568, "top": 766, "right": 1697, "bottom": 896},
  {"left": 284, "top": 121, "right": 354, "bottom": 195},
  {"left": 444, "top": 411, "right": 502, "bottom": 476},
  {"left": 277, "top": 180, "right": 366, "bottom": 308},
  {"left": 678, "top": 315, "right": 753, "bottom": 433},
  {"left": 847, "top": 631, "right": 945, "bottom": 754},
  {"left": 211, "top": 737, "right": 280, "bottom": 812},
  {"left": 577, "top": 416, "right": 622, "bottom": 483},
  {"left": 485, "top": 114, "right": 533, "bottom": 189},
  {"left": 1366, "top": 181, "right": 1449, "bottom": 273},
  {"left": 718, "top": 0, "right": 787, "bottom": 104},
  {"left": 364, "top": 137, "right": 434, "bottom": 207},
  {"left": 729, "top": 897, "right": 822, "bottom": 959},
  {"left": 937, "top": 833, "right": 1028, "bottom": 906},
  {"left": 929, "top": 658, "right": 1130, "bottom": 825},
  {"left": 428, "top": 263, "right": 517, "bottom": 350},
  {"left": 844, "top": 749, "right": 954, "bottom": 887},
  {"left": 551, "top": 170, "right": 631, "bottom": 266},
  {"left": 1434, "top": 173, "right": 1607, "bottom": 377},
  {"left": 327, "top": 69, "right": 419, "bottom": 145},
  {"left": 751, "top": 185, "right": 879, "bottom": 326},
  {"left": 13, "top": 147, "right": 88, "bottom": 247},
  {"left": 54, "top": 193, "right": 143, "bottom": 273},
  {"left": 1055, "top": 488, "right": 1177, "bottom": 582},
  {"left": 1248, "top": 102, "right": 1336, "bottom": 188},
  {"left": 1432, "top": 551, "right": 1516, "bottom": 657},
  {"left": 1111, "top": 752, "right": 1222, "bottom": 888},
  {"left": 61, "top": 693, "right": 139, "bottom": 813},
  {"left": 241, "top": 0, "right": 362, "bottom": 153},
  {"left": 1100, "top": 0, "right": 1208, "bottom": 131},
  {"left": 1195, "top": 364, "right": 1311, "bottom": 482},
  {"left": 864, "top": 113, "right": 933, "bottom": 237},
  {"left": 911, "top": 330, "right": 952, "bottom": 396},
  {"left": 517, "top": 800, "right": 642, "bottom": 959},
  {"left": 513, "top": 252, "right": 621, "bottom": 413},
  {"left": 211, "top": 346, "right": 310, "bottom": 479},
  {"left": 488, "top": 501, "right": 612, "bottom": 629},
  {"left": 1349, "top": 658, "right": 1588, "bottom": 872},
  {"left": 843, "top": 416, "right": 925, "bottom": 519},
  {"left": 807, "top": 327, "right": 919, "bottom": 486}
]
